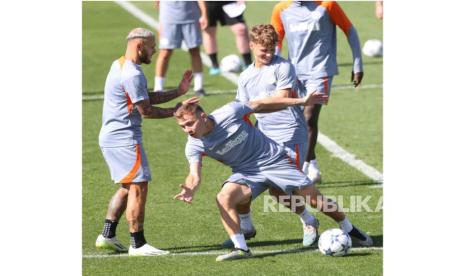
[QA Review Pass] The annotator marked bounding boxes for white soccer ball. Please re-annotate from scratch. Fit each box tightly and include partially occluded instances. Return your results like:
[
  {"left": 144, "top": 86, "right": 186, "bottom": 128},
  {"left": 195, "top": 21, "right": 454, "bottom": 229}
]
[
  {"left": 220, "top": 54, "right": 243, "bottom": 73},
  {"left": 318, "top": 228, "right": 352, "bottom": 257},
  {"left": 362, "top": 39, "right": 383, "bottom": 57}
]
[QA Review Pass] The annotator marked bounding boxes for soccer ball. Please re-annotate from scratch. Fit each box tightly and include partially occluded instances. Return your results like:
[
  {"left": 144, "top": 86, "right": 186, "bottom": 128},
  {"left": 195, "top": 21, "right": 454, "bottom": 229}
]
[
  {"left": 362, "top": 39, "right": 383, "bottom": 57},
  {"left": 220, "top": 54, "right": 243, "bottom": 73},
  {"left": 318, "top": 228, "right": 352, "bottom": 257}
]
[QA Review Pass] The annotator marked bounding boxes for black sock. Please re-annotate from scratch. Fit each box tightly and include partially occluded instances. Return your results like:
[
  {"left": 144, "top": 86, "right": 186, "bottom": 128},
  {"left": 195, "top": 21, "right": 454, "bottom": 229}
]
[
  {"left": 209, "top": 53, "right": 219, "bottom": 68},
  {"left": 130, "top": 230, "right": 147, "bottom": 249},
  {"left": 102, "top": 219, "right": 118, "bottom": 238},
  {"left": 349, "top": 226, "right": 367, "bottom": 241},
  {"left": 242, "top": 53, "right": 252, "bottom": 65}
]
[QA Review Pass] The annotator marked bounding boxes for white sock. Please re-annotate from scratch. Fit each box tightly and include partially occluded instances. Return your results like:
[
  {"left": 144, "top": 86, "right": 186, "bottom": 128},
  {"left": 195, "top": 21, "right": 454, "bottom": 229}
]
[
  {"left": 239, "top": 212, "right": 254, "bottom": 233},
  {"left": 154, "top": 76, "right": 165, "bottom": 92},
  {"left": 298, "top": 209, "right": 318, "bottom": 227},
  {"left": 338, "top": 217, "right": 354, "bottom": 233},
  {"left": 230, "top": 233, "right": 248, "bottom": 250},
  {"left": 302, "top": 161, "right": 310, "bottom": 174},
  {"left": 310, "top": 159, "right": 318, "bottom": 167},
  {"left": 193, "top": 72, "right": 203, "bottom": 91}
]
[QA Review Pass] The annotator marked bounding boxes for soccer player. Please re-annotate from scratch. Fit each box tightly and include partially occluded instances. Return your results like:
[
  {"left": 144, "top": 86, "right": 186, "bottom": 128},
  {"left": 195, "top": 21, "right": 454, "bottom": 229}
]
[
  {"left": 228, "top": 23, "right": 317, "bottom": 248},
  {"left": 203, "top": 1, "right": 252, "bottom": 75},
  {"left": 154, "top": 1, "right": 208, "bottom": 97},
  {"left": 173, "top": 94, "right": 372, "bottom": 261},
  {"left": 96, "top": 28, "right": 194, "bottom": 256},
  {"left": 271, "top": 1, "right": 364, "bottom": 182}
]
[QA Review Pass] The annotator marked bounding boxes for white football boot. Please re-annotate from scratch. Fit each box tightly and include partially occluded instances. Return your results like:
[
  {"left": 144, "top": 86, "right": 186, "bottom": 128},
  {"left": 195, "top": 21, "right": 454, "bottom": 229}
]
[
  {"left": 95, "top": 234, "right": 128, "bottom": 252},
  {"left": 302, "top": 219, "right": 319, "bottom": 247},
  {"left": 128, "top": 243, "right": 170, "bottom": 256}
]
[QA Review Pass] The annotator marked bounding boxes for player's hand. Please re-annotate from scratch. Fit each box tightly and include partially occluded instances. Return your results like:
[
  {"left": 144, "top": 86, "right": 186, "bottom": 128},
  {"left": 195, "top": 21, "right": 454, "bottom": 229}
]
[
  {"left": 173, "top": 184, "right": 195, "bottom": 204},
  {"left": 178, "top": 70, "right": 193, "bottom": 95},
  {"left": 183, "top": 97, "right": 200, "bottom": 106},
  {"left": 303, "top": 92, "right": 328, "bottom": 106},
  {"left": 199, "top": 16, "right": 208, "bottom": 30},
  {"left": 351, "top": 71, "right": 364, "bottom": 88}
]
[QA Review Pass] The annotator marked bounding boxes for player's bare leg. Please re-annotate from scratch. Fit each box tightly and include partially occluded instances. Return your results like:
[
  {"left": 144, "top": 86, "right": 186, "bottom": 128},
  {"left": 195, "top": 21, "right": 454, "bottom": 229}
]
[
  {"left": 154, "top": 49, "right": 173, "bottom": 91},
  {"left": 269, "top": 187, "right": 319, "bottom": 247},
  {"left": 215, "top": 183, "right": 252, "bottom": 261},
  {"left": 302, "top": 104, "right": 322, "bottom": 182},
  {"left": 96, "top": 186, "right": 129, "bottom": 252},
  {"left": 125, "top": 182, "right": 169, "bottom": 256},
  {"left": 229, "top": 23, "right": 252, "bottom": 66},
  {"left": 189, "top": 47, "right": 205, "bottom": 97},
  {"left": 202, "top": 26, "right": 221, "bottom": 75}
]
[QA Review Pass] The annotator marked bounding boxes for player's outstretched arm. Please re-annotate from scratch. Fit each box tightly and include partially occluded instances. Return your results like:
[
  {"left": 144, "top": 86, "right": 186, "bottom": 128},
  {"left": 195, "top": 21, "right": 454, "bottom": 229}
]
[
  {"left": 135, "top": 99, "right": 179, "bottom": 118},
  {"left": 249, "top": 92, "right": 328, "bottom": 113},
  {"left": 173, "top": 162, "right": 202, "bottom": 204},
  {"left": 149, "top": 70, "right": 193, "bottom": 104}
]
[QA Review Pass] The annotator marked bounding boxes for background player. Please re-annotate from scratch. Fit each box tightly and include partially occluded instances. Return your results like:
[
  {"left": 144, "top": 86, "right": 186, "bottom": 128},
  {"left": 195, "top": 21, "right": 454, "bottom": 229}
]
[
  {"left": 271, "top": 1, "right": 364, "bottom": 182},
  {"left": 154, "top": 1, "right": 208, "bottom": 97},
  {"left": 203, "top": 1, "right": 252, "bottom": 75}
]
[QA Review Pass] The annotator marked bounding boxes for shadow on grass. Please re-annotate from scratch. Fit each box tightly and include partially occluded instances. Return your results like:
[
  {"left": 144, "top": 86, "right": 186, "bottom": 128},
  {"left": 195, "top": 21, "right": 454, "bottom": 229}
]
[
  {"left": 319, "top": 179, "right": 383, "bottom": 188},
  {"left": 166, "top": 234, "right": 382, "bottom": 254}
]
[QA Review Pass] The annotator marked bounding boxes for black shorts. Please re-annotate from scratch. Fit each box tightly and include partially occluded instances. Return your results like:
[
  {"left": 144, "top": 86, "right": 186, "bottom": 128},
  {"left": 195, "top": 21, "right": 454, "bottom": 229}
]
[{"left": 205, "top": 1, "right": 246, "bottom": 27}]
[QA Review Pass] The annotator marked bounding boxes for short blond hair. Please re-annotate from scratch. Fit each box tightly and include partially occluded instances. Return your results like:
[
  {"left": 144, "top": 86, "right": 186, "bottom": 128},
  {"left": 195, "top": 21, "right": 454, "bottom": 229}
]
[
  {"left": 249, "top": 24, "right": 278, "bottom": 48},
  {"left": 126, "top": 27, "right": 154, "bottom": 41},
  {"left": 174, "top": 103, "right": 204, "bottom": 119}
]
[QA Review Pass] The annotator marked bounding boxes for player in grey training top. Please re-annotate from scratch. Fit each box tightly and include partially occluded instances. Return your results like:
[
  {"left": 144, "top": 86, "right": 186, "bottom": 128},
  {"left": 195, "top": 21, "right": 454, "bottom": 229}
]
[
  {"left": 232, "top": 24, "right": 315, "bottom": 248},
  {"left": 96, "top": 28, "right": 194, "bottom": 257},
  {"left": 155, "top": 1, "right": 208, "bottom": 97},
  {"left": 173, "top": 94, "right": 373, "bottom": 262},
  {"left": 271, "top": 1, "right": 364, "bottom": 183}
]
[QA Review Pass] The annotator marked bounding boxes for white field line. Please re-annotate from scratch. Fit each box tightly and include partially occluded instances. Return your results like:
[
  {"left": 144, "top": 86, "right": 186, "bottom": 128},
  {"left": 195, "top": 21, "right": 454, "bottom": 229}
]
[
  {"left": 83, "top": 246, "right": 383, "bottom": 259},
  {"left": 318, "top": 133, "right": 384, "bottom": 183},
  {"left": 82, "top": 84, "right": 383, "bottom": 101},
  {"left": 113, "top": 1, "right": 384, "bottom": 184}
]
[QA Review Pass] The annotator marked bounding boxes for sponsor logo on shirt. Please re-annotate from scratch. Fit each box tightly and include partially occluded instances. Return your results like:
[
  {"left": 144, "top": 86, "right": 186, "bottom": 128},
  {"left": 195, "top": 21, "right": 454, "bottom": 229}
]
[
  {"left": 216, "top": 130, "right": 248, "bottom": 155},
  {"left": 289, "top": 22, "right": 320, "bottom": 32}
]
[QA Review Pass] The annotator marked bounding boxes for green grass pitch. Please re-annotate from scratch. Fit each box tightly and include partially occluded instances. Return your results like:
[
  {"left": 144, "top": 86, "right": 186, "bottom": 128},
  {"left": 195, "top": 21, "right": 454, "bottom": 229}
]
[{"left": 83, "top": 2, "right": 383, "bottom": 275}]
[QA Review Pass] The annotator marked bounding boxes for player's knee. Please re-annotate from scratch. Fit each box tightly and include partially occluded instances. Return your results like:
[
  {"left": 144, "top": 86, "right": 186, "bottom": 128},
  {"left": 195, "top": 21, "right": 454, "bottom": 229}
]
[
  {"left": 216, "top": 191, "right": 232, "bottom": 207},
  {"left": 159, "top": 49, "right": 172, "bottom": 59},
  {"left": 233, "top": 24, "right": 247, "bottom": 37}
]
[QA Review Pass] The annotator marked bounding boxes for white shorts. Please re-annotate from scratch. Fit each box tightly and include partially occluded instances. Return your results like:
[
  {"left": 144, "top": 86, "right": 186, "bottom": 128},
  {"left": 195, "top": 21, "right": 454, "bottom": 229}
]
[
  {"left": 159, "top": 22, "right": 202, "bottom": 49},
  {"left": 100, "top": 144, "right": 152, "bottom": 184},
  {"left": 283, "top": 142, "right": 308, "bottom": 170},
  {"left": 298, "top": 77, "right": 333, "bottom": 98},
  {"left": 225, "top": 156, "right": 313, "bottom": 200}
]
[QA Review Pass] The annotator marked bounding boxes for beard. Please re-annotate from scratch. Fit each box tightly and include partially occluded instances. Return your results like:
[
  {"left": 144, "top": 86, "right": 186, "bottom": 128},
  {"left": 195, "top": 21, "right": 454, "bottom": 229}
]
[{"left": 139, "top": 48, "right": 152, "bottom": 64}]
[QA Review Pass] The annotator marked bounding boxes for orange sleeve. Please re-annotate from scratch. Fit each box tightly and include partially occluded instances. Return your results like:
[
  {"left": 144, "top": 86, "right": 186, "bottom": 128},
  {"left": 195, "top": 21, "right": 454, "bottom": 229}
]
[
  {"left": 321, "top": 1, "right": 353, "bottom": 36},
  {"left": 270, "top": 1, "right": 292, "bottom": 50}
]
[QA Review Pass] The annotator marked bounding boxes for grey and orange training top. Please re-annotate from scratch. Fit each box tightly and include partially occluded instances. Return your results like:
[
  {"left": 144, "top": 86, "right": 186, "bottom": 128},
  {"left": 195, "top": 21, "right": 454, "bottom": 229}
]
[
  {"left": 99, "top": 57, "right": 149, "bottom": 148},
  {"left": 271, "top": 1, "right": 363, "bottom": 80}
]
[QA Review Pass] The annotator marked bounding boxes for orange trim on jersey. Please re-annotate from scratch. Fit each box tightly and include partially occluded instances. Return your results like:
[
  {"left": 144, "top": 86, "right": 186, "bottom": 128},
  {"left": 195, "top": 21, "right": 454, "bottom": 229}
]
[
  {"left": 270, "top": 1, "right": 292, "bottom": 50},
  {"left": 243, "top": 112, "right": 254, "bottom": 126},
  {"left": 125, "top": 91, "right": 134, "bottom": 114},
  {"left": 118, "top": 56, "right": 126, "bottom": 69},
  {"left": 319, "top": 1, "right": 353, "bottom": 36},
  {"left": 323, "top": 77, "right": 330, "bottom": 104},
  {"left": 120, "top": 144, "right": 142, "bottom": 184},
  {"left": 295, "top": 144, "right": 301, "bottom": 171},
  {"left": 323, "top": 77, "right": 329, "bottom": 95}
]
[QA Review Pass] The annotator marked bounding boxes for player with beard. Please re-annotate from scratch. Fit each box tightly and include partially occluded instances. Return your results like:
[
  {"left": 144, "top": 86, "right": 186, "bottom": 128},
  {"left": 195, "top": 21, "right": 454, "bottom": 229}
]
[{"left": 96, "top": 28, "right": 195, "bottom": 256}]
